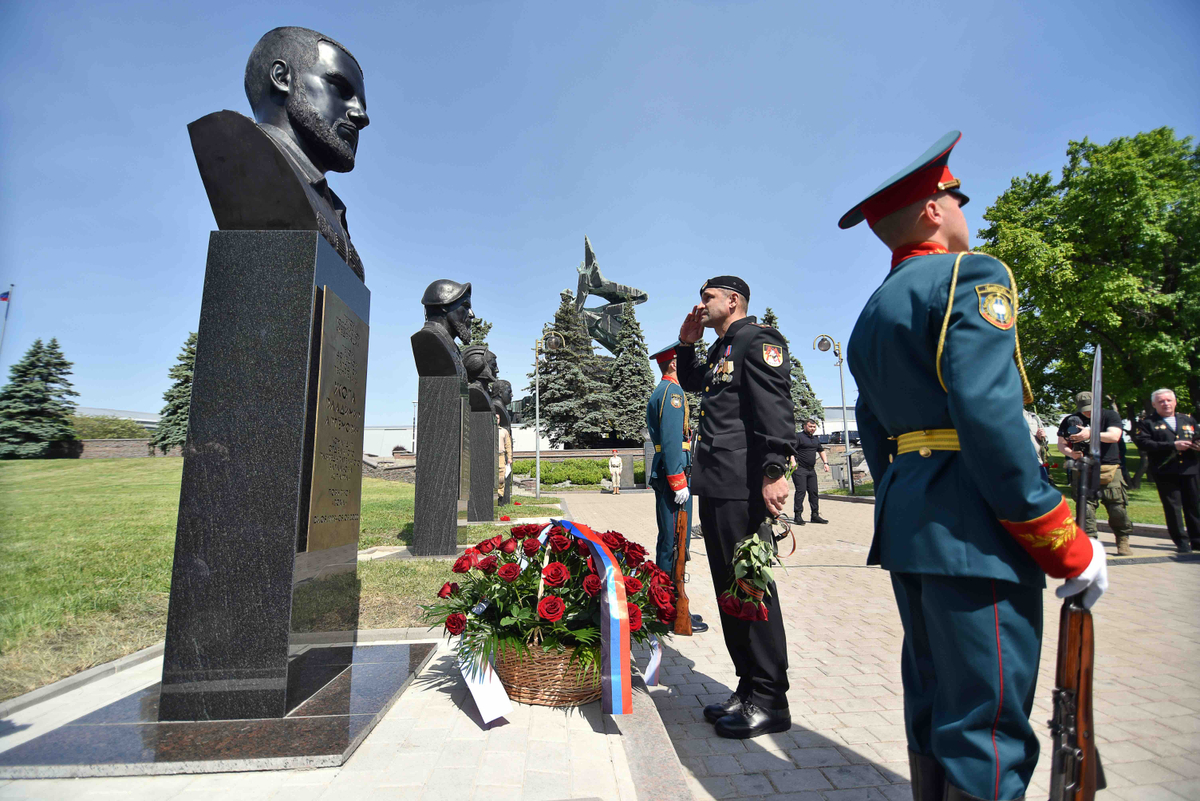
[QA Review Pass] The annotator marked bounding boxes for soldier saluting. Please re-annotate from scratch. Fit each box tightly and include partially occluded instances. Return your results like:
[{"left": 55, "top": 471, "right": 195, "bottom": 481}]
[
  {"left": 841, "top": 131, "right": 1108, "bottom": 800},
  {"left": 675, "top": 277, "right": 796, "bottom": 739}
]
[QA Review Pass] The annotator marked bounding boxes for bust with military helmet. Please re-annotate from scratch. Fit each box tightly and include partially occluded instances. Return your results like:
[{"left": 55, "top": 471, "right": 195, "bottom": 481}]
[{"left": 411, "top": 279, "right": 474, "bottom": 377}]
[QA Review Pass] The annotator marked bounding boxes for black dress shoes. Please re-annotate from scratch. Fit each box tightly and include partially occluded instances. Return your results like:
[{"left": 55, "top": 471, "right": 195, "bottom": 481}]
[
  {"left": 810, "top": 514, "right": 829, "bottom": 524},
  {"left": 793, "top": 517, "right": 806, "bottom": 525},
  {"left": 703, "top": 693, "right": 744, "bottom": 723},
  {"left": 690, "top": 614, "right": 709, "bottom": 633},
  {"left": 714, "top": 701, "right": 791, "bottom": 739}
]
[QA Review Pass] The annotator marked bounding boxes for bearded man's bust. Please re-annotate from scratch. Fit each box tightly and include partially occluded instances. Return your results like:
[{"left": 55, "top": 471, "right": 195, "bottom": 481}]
[{"left": 189, "top": 27, "right": 369, "bottom": 281}]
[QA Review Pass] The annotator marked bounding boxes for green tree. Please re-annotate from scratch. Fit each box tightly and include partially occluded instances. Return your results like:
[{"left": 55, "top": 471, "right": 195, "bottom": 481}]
[
  {"left": 0, "top": 338, "right": 80, "bottom": 459},
  {"left": 470, "top": 317, "right": 493, "bottom": 351},
  {"left": 70, "top": 415, "right": 147, "bottom": 439},
  {"left": 150, "top": 332, "right": 197, "bottom": 454},
  {"left": 606, "top": 304, "right": 655, "bottom": 444},
  {"left": 528, "top": 291, "right": 614, "bottom": 448},
  {"left": 978, "top": 128, "right": 1199, "bottom": 419},
  {"left": 679, "top": 333, "right": 708, "bottom": 423},
  {"left": 761, "top": 307, "right": 824, "bottom": 428}
]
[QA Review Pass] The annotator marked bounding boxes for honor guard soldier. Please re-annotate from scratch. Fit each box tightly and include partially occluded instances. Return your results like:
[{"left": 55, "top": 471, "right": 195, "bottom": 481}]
[
  {"left": 646, "top": 343, "right": 707, "bottom": 633},
  {"left": 676, "top": 277, "right": 796, "bottom": 739},
  {"left": 840, "top": 132, "right": 1108, "bottom": 801}
]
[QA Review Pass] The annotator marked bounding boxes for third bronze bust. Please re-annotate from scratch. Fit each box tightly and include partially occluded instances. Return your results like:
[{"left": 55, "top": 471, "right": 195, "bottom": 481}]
[
  {"left": 492, "top": 379, "right": 513, "bottom": 428},
  {"left": 189, "top": 27, "right": 370, "bottom": 280},
  {"left": 462, "top": 345, "right": 496, "bottom": 412}
]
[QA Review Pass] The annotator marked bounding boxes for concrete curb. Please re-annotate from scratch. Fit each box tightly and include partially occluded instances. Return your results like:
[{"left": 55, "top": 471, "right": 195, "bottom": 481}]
[{"left": 0, "top": 641, "right": 165, "bottom": 718}]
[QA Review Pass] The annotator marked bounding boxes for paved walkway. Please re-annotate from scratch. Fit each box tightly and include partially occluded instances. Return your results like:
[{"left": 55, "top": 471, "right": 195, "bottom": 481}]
[{"left": 566, "top": 491, "right": 1200, "bottom": 801}]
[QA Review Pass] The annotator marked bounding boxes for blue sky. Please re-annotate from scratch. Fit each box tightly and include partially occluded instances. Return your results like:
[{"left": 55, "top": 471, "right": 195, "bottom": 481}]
[{"left": 1, "top": 0, "right": 1197, "bottom": 425}]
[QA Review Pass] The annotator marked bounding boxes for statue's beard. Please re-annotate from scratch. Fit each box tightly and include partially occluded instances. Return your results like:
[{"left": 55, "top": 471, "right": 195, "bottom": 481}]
[
  {"left": 287, "top": 90, "right": 356, "bottom": 173},
  {"left": 450, "top": 314, "right": 472, "bottom": 344}
]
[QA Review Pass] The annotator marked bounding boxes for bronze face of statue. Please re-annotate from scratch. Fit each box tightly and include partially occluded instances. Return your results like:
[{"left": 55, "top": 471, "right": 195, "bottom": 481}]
[
  {"left": 462, "top": 344, "right": 496, "bottom": 413},
  {"left": 412, "top": 280, "right": 473, "bottom": 377},
  {"left": 189, "top": 27, "right": 370, "bottom": 280}
]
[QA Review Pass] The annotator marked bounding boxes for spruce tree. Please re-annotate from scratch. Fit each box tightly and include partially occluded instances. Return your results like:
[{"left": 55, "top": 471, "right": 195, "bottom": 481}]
[
  {"left": 607, "top": 304, "right": 655, "bottom": 444},
  {"left": 0, "top": 338, "right": 80, "bottom": 459},
  {"left": 529, "top": 291, "right": 613, "bottom": 448},
  {"left": 682, "top": 334, "right": 708, "bottom": 422},
  {"left": 761, "top": 307, "right": 824, "bottom": 429},
  {"left": 151, "top": 332, "right": 197, "bottom": 454},
  {"left": 469, "top": 317, "right": 493, "bottom": 351}
]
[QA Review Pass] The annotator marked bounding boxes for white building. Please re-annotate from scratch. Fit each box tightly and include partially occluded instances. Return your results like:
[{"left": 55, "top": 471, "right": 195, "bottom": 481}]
[
  {"left": 816, "top": 402, "right": 857, "bottom": 436},
  {"left": 364, "top": 421, "right": 555, "bottom": 457}
]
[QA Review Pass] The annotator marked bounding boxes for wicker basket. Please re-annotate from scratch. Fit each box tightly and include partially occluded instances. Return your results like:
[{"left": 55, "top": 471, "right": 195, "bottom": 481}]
[{"left": 493, "top": 646, "right": 602, "bottom": 707}]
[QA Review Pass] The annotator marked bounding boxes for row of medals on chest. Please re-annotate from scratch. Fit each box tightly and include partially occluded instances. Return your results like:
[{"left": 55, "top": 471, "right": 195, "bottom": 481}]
[{"left": 710, "top": 345, "right": 735, "bottom": 385}]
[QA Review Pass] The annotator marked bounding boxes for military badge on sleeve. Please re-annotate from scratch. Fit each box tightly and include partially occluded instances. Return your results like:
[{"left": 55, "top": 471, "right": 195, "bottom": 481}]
[
  {"left": 763, "top": 344, "right": 784, "bottom": 367},
  {"left": 975, "top": 284, "right": 1015, "bottom": 330},
  {"left": 670, "top": 395, "right": 683, "bottom": 408}
]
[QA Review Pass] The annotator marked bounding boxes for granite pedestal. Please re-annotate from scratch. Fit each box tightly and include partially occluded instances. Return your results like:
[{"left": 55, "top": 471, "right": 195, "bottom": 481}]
[
  {"left": 467, "top": 410, "right": 497, "bottom": 521},
  {"left": 412, "top": 376, "right": 469, "bottom": 555}
]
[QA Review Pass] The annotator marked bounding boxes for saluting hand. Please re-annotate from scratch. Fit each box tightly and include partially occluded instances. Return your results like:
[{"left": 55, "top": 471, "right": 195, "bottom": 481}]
[{"left": 679, "top": 304, "right": 705, "bottom": 344}]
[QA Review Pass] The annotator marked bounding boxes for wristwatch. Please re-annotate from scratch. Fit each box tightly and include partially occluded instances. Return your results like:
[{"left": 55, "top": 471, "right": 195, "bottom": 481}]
[{"left": 764, "top": 463, "right": 785, "bottom": 480}]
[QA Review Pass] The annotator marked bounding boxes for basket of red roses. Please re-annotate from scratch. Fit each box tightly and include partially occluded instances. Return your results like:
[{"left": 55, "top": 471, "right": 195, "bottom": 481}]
[{"left": 423, "top": 523, "right": 676, "bottom": 707}]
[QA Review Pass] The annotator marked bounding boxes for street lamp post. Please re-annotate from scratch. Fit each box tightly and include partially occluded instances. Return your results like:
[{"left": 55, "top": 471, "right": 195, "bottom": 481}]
[
  {"left": 814, "top": 334, "right": 854, "bottom": 496},
  {"left": 533, "top": 330, "right": 565, "bottom": 499}
]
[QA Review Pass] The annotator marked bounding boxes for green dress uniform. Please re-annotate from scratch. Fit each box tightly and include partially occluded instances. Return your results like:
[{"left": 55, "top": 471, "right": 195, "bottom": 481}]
[
  {"left": 840, "top": 132, "right": 1094, "bottom": 801},
  {"left": 646, "top": 344, "right": 693, "bottom": 574}
]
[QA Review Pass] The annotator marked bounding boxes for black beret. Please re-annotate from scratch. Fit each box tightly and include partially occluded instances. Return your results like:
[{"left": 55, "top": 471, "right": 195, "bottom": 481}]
[
  {"left": 701, "top": 276, "right": 750, "bottom": 300},
  {"left": 421, "top": 279, "right": 471, "bottom": 307}
]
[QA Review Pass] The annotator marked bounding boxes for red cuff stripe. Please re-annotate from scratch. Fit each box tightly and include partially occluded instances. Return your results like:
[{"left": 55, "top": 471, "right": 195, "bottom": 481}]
[
  {"left": 667, "top": 473, "right": 687, "bottom": 492},
  {"left": 1000, "top": 498, "right": 1092, "bottom": 578}
]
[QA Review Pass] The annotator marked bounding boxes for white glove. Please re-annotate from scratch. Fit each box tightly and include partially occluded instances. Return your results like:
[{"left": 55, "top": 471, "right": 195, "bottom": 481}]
[
  {"left": 505, "top": 464, "right": 512, "bottom": 477},
  {"left": 674, "top": 486, "right": 690, "bottom": 505},
  {"left": 1055, "top": 536, "right": 1108, "bottom": 609}
]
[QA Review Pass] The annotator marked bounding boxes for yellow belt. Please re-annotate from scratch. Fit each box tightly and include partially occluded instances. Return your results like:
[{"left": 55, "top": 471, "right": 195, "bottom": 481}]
[
  {"left": 894, "top": 429, "right": 960, "bottom": 457},
  {"left": 654, "top": 443, "right": 691, "bottom": 452}
]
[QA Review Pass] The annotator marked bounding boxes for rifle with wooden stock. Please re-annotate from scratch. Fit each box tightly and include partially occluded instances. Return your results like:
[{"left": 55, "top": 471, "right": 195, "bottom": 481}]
[
  {"left": 1048, "top": 346, "right": 1106, "bottom": 801},
  {"left": 672, "top": 503, "right": 691, "bottom": 636}
]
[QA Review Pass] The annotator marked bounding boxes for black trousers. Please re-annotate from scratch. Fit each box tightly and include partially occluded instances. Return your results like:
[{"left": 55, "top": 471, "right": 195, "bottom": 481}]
[
  {"left": 1154, "top": 472, "right": 1200, "bottom": 546},
  {"left": 698, "top": 496, "right": 789, "bottom": 709},
  {"left": 793, "top": 466, "right": 819, "bottom": 519}
]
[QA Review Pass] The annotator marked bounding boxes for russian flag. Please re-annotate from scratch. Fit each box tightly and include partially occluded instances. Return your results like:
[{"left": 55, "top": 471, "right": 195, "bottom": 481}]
[{"left": 0, "top": 291, "right": 8, "bottom": 302}]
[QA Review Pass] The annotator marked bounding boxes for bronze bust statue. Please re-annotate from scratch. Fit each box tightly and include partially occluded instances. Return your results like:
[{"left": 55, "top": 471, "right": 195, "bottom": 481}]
[
  {"left": 492, "top": 379, "right": 513, "bottom": 427},
  {"left": 462, "top": 345, "right": 496, "bottom": 412},
  {"left": 188, "top": 27, "right": 370, "bottom": 280},
  {"left": 412, "top": 280, "right": 473, "bottom": 377}
]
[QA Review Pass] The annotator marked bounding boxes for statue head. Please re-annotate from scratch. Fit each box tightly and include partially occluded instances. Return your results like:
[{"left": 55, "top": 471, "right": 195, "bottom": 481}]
[
  {"left": 487, "top": 350, "right": 499, "bottom": 380},
  {"left": 421, "top": 280, "right": 473, "bottom": 344},
  {"left": 493, "top": 379, "right": 513, "bottom": 407},
  {"left": 245, "top": 27, "right": 369, "bottom": 175},
  {"left": 461, "top": 345, "right": 496, "bottom": 387}
]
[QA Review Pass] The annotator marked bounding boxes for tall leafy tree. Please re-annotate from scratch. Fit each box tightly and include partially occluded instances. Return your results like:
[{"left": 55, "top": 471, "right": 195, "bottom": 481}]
[
  {"left": 528, "top": 291, "right": 613, "bottom": 448},
  {"left": 151, "top": 332, "right": 197, "bottom": 454},
  {"left": 469, "top": 317, "right": 493, "bottom": 351},
  {"left": 0, "top": 338, "right": 79, "bottom": 459},
  {"left": 978, "top": 127, "right": 1199, "bottom": 418},
  {"left": 607, "top": 304, "right": 655, "bottom": 444},
  {"left": 761, "top": 307, "right": 824, "bottom": 428}
]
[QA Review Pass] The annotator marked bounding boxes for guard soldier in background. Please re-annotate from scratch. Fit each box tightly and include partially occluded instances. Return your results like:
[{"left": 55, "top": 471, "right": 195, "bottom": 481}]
[
  {"left": 646, "top": 342, "right": 706, "bottom": 633},
  {"left": 789, "top": 418, "right": 829, "bottom": 524},
  {"left": 1134, "top": 388, "right": 1200, "bottom": 552},
  {"left": 840, "top": 131, "right": 1107, "bottom": 801},
  {"left": 1057, "top": 391, "right": 1134, "bottom": 555},
  {"left": 676, "top": 276, "right": 796, "bottom": 739}
]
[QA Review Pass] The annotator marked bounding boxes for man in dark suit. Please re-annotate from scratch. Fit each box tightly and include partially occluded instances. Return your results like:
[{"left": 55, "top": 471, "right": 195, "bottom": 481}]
[
  {"left": 676, "top": 277, "right": 795, "bottom": 739},
  {"left": 1134, "top": 388, "right": 1200, "bottom": 552}
]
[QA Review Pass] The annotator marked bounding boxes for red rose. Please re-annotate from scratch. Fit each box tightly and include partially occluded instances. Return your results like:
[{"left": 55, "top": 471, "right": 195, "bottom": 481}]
[
  {"left": 649, "top": 585, "right": 673, "bottom": 610},
  {"left": 437, "top": 581, "right": 459, "bottom": 598},
  {"left": 624, "top": 576, "right": 643, "bottom": 595},
  {"left": 500, "top": 538, "right": 518, "bottom": 554},
  {"left": 601, "top": 531, "right": 626, "bottom": 552},
  {"left": 476, "top": 538, "right": 495, "bottom": 554},
  {"left": 490, "top": 535, "right": 502, "bottom": 546},
  {"left": 739, "top": 600, "right": 759, "bottom": 621},
  {"left": 549, "top": 525, "right": 566, "bottom": 537},
  {"left": 477, "top": 555, "right": 499, "bottom": 574},
  {"left": 514, "top": 501, "right": 522, "bottom": 506},
  {"left": 538, "top": 595, "right": 565, "bottom": 622},
  {"left": 756, "top": 602, "right": 769, "bottom": 621},
  {"left": 582, "top": 574, "right": 602, "bottom": 597},
  {"left": 542, "top": 562, "right": 570, "bottom": 587},
  {"left": 656, "top": 604, "right": 676, "bottom": 625},
  {"left": 627, "top": 602, "right": 643, "bottom": 632},
  {"left": 500, "top": 515, "right": 511, "bottom": 521},
  {"left": 548, "top": 534, "right": 571, "bottom": 553},
  {"left": 523, "top": 538, "right": 542, "bottom": 557},
  {"left": 623, "top": 543, "right": 647, "bottom": 569},
  {"left": 498, "top": 563, "right": 521, "bottom": 583},
  {"left": 445, "top": 613, "right": 467, "bottom": 635},
  {"left": 452, "top": 553, "right": 474, "bottom": 573},
  {"left": 718, "top": 593, "right": 742, "bottom": 617},
  {"left": 1052, "top": 463, "right": 1060, "bottom": 469},
  {"left": 650, "top": 571, "right": 672, "bottom": 588},
  {"left": 576, "top": 538, "right": 592, "bottom": 557}
]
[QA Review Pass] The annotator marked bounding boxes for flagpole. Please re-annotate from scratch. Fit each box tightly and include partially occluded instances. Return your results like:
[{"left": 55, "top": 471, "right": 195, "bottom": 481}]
[{"left": 0, "top": 284, "right": 12, "bottom": 363}]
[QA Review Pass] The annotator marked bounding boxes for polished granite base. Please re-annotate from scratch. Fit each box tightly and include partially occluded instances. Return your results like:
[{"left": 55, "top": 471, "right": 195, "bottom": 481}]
[{"left": 0, "top": 643, "right": 434, "bottom": 779}]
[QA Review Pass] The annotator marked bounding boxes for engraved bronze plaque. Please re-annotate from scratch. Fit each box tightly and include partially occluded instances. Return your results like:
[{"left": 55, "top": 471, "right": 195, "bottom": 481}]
[{"left": 307, "top": 287, "right": 369, "bottom": 552}]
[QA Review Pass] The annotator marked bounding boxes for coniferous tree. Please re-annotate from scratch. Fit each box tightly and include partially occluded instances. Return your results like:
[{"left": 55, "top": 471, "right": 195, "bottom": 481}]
[
  {"left": 682, "top": 334, "right": 708, "bottom": 424},
  {"left": 0, "top": 338, "right": 80, "bottom": 459},
  {"left": 607, "top": 304, "right": 655, "bottom": 444},
  {"left": 469, "top": 317, "right": 493, "bottom": 351},
  {"left": 761, "top": 307, "right": 824, "bottom": 429},
  {"left": 151, "top": 332, "right": 197, "bottom": 454},
  {"left": 528, "top": 291, "right": 613, "bottom": 448}
]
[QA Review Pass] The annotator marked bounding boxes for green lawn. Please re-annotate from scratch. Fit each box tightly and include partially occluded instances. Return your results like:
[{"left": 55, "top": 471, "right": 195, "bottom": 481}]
[{"left": 0, "top": 459, "right": 529, "bottom": 701}]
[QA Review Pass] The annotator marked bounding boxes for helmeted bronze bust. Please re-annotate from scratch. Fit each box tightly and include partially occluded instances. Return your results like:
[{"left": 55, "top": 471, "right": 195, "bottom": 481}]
[
  {"left": 189, "top": 27, "right": 369, "bottom": 280},
  {"left": 462, "top": 344, "right": 496, "bottom": 412},
  {"left": 412, "top": 279, "right": 473, "bottom": 377}
]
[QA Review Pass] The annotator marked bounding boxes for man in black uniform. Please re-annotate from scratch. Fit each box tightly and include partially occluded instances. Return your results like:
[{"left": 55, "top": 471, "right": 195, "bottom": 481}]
[
  {"left": 1057, "top": 391, "right": 1134, "bottom": 555},
  {"left": 790, "top": 418, "right": 830, "bottom": 525},
  {"left": 676, "top": 276, "right": 796, "bottom": 739},
  {"left": 1134, "top": 388, "right": 1200, "bottom": 552}
]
